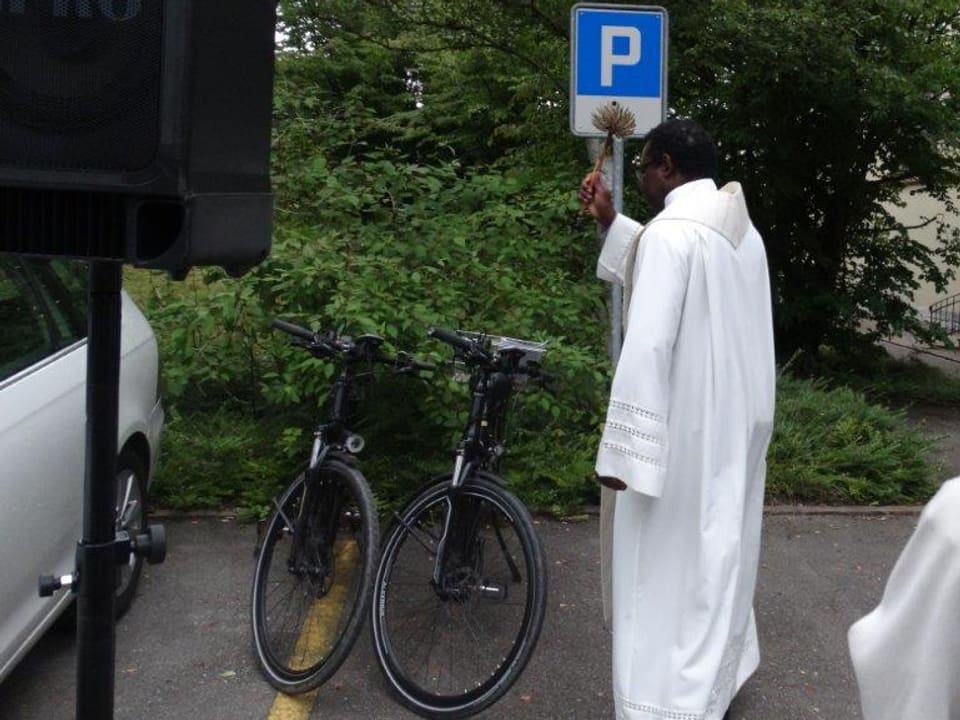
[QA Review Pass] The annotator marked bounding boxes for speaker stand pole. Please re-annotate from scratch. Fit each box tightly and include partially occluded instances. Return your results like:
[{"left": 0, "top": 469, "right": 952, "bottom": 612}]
[{"left": 77, "top": 261, "right": 122, "bottom": 720}]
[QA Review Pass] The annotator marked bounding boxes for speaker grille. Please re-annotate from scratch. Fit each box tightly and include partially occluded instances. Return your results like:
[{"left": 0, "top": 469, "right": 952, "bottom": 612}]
[
  {"left": 0, "top": 1, "right": 163, "bottom": 173},
  {"left": 0, "top": 187, "right": 125, "bottom": 258}
]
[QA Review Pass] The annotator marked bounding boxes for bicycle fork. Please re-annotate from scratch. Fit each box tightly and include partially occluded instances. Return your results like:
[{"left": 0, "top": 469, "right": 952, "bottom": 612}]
[
  {"left": 429, "top": 471, "right": 510, "bottom": 602},
  {"left": 276, "top": 433, "right": 340, "bottom": 585}
]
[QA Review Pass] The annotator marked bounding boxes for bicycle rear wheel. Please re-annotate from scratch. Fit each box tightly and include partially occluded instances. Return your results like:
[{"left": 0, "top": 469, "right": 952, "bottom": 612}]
[
  {"left": 371, "top": 474, "right": 547, "bottom": 718},
  {"left": 251, "top": 459, "right": 378, "bottom": 694}
]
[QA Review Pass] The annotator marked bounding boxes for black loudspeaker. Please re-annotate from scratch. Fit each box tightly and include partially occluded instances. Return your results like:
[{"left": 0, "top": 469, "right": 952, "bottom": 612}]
[{"left": 0, "top": 1, "right": 275, "bottom": 277}]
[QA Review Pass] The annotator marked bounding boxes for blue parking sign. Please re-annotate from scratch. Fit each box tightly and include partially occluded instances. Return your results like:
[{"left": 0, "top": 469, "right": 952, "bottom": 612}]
[{"left": 570, "top": 4, "right": 668, "bottom": 137}]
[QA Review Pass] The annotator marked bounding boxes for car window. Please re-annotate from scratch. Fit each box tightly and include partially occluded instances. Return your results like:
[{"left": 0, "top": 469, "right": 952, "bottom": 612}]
[
  {"left": 0, "top": 258, "right": 56, "bottom": 381},
  {"left": 31, "top": 259, "right": 88, "bottom": 342}
]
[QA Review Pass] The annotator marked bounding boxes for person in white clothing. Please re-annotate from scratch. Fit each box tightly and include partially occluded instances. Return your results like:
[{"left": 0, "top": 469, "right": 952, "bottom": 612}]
[
  {"left": 848, "top": 477, "right": 960, "bottom": 720},
  {"left": 579, "top": 119, "right": 776, "bottom": 720}
]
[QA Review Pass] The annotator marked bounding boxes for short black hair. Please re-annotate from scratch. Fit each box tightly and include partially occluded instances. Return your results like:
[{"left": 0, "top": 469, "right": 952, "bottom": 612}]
[{"left": 643, "top": 119, "right": 717, "bottom": 181}]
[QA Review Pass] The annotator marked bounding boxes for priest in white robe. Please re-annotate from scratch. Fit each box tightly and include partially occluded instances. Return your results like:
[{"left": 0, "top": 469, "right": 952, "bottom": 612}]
[
  {"left": 580, "top": 118, "right": 776, "bottom": 720},
  {"left": 848, "top": 477, "right": 960, "bottom": 720}
]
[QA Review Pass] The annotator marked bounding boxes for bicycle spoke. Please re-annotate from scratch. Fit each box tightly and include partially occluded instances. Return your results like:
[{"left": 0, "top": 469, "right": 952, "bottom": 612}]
[
  {"left": 393, "top": 509, "right": 442, "bottom": 554},
  {"left": 271, "top": 496, "right": 297, "bottom": 537}
]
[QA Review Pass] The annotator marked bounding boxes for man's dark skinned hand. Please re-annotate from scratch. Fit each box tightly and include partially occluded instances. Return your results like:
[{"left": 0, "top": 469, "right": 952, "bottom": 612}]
[{"left": 596, "top": 474, "right": 627, "bottom": 491}]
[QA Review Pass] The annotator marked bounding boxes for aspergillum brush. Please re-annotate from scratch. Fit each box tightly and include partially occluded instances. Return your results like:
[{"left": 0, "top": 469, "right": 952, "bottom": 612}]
[{"left": 584, "top": 101, "right": 637, "bottom": 201}]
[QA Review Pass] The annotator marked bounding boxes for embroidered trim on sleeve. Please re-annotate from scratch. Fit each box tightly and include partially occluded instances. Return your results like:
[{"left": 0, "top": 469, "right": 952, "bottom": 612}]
[
  {"left": 609, "top": 399, "right": 665, "bottom": 424},
  {"left": 600, "top": 442, "right": 664, "bottom": 468},
  {"left": 605, "top": 421, "right": 664, "bottom": 447}
]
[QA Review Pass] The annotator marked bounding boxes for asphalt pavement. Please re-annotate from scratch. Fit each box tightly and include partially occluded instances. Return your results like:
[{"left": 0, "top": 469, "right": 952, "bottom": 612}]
[{"left": 0, "top": 509, "right": 921, "bottom": 720}]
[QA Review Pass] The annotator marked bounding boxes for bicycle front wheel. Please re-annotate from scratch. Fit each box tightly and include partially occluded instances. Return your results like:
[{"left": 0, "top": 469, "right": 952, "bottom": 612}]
[
  {"left": 251, "top": 459, "right": 378, "bottom": 694},
  {"left": 372, "top": 474, "right": 547, "bottom": 718}
]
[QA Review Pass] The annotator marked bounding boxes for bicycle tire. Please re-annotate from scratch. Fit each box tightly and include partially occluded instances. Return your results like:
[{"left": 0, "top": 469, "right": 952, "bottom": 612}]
[
  {"left": 371, "top": 473, "right": 547, "bottom": 718},
  {"left": 251, "top": 458, "right": 379, "bottom": 694}
]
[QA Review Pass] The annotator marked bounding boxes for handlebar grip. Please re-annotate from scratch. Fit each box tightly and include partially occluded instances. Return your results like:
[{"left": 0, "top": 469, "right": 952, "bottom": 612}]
[
  {"left": 272, "top": 318, "right": 315, "bottom": 341},
  {"left": 393, "top": 351, "right": 435, "bottom": 374},
  {"left": 427, "top": 326, "right": 475, "bottom": 352}
]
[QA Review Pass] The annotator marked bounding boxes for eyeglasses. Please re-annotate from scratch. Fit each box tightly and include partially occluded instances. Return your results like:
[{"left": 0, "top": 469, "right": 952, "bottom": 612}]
[{"left": 634, "top": 157, "right": 658, "bottom": 180}]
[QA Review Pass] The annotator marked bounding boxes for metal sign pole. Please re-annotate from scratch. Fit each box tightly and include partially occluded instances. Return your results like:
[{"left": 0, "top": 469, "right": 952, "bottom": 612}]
[
  {"left": 590, "top": 136, "right": 626, "bottom": 364},
  {"left": 592, "top": 136, "right": 627, "bottom": 364},
  {"left": 610, "top": 136, "right": 625, "bottom": 363},
  {"left": 571, "top": 4, "right": 667, "bottom": 363}
]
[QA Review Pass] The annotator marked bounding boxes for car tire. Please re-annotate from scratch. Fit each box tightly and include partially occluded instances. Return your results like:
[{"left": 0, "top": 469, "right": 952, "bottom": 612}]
[
  {"left": 52, "top": 445, "right": 150, "bottom": 631},
  {"left": 114, "top": 446, "right": 149, "bottom": 619}
]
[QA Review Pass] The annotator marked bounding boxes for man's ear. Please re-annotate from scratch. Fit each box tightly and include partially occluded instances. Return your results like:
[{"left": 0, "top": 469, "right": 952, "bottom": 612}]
[{"left": 660, "top": 152, "right": 676, "bottom": 177}]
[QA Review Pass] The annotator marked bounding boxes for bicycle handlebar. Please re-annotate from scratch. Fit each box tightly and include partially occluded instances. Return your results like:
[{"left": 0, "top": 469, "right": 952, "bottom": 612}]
[
  {"left": 427, "top": 326, "right": 477, "bottom": 354},
  {"left": 273, "top": 318, "right": 433, "bottom": 374},
  {"left": 428, "top": 326, "right": 551, "bottom": 390},
  {"left": 272, "top": 318, "right": 316, "bottom": 342},
  {"left": 396, "top": 351, "right": 436, "bottom": 373}
]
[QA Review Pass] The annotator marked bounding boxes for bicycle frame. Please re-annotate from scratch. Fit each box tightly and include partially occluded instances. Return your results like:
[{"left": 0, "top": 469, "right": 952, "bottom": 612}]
[
  {"left": 269, "top": 321, "right": 429, "bottom": 580},
  {"left": 283, "top": 358, "right": 364, "bottom": 586},
  {"left": 432, "top": 354, "right": 524, "bottom": 592},
  {"left": 451, "top": 358, "right": 518, "bottom": 481}
]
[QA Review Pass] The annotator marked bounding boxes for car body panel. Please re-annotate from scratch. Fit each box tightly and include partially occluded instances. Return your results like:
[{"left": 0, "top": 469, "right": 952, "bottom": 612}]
[{"left": 0, "top": 258, "right": 163, "bottom": 683}]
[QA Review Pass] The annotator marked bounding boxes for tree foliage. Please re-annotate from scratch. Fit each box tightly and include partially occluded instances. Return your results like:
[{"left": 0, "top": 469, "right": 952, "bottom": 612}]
[
  {"left": 274, "top": 0, "right": 960, "bottom": 360},
  {"left": 670, "top": 0, "right": 960, "bottom": 359},
  {"left": 142, "top": 0, "right": 957, "bottom": 510}
]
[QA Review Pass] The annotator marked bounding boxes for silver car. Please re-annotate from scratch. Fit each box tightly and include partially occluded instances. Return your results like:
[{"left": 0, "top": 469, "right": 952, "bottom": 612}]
[{"left": 0, "top": 256, "right": 164, "bottom": 683}]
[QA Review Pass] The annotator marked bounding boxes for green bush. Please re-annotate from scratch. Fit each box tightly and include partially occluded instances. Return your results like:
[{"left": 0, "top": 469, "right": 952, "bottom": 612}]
[
  {"left": 767, "top": 374, "right": 936, "bottom": 505},
  {"left": 151, "top": 407, "right": 301, "bottom": 519},
  {"left": 149, "top": 368, "right": 941, "bottom": 516},
  {"left": 135, "top": 50, "right": 612, "bottom": 517}
]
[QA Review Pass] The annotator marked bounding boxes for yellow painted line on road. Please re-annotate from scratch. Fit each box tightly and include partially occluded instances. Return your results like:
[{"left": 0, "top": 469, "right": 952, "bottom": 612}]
[
  {"left": 266, "top": 540, "right": 358, "bottom": 720},
  {"left": 267, "top": 689, "right": 319, "bottom": 720}
]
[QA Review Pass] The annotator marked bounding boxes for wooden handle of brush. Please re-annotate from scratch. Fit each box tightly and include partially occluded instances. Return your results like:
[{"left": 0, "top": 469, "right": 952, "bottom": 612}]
[
  {"left": 587, "top": 134, "right": 613, "bottom": 187},
  {"left": 588, "top": 154, "right": 603, "bottom": 184},
  {"left": 582, "top": 144, "right": 608, "bottom": 208}
]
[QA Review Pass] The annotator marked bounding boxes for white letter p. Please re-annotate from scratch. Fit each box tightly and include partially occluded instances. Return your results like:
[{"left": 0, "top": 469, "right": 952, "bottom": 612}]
[{"left": 601, "top": 26, "right": 641, "bottom": 87}]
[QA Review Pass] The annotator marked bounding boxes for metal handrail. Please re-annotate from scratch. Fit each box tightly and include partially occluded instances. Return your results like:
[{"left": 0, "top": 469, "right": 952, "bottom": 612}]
[{"left": 929, "top": 293, "right": 960, "bottom": 334}]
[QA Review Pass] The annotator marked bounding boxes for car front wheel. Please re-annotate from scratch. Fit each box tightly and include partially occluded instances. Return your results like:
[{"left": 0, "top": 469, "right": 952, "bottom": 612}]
[{"left": 115, "top": 446, "right": 148, "bottom": 618}]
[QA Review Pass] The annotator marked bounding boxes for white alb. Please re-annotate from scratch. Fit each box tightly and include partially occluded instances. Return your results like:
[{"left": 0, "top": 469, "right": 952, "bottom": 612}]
[
  {"left": 848, "top": 477, "right": 960, "bottom": 720},
  {"left": 596, "top": 178, "right": 776, "bottom": 720}
]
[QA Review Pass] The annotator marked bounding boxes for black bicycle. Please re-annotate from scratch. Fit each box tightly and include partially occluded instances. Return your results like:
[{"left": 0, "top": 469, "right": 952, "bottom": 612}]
[
  {"left": 371, "top": 326, "right": 549, "bottom": 719},
  {"left": 251, "top": 318, "right": 430, "bottom": 694}
]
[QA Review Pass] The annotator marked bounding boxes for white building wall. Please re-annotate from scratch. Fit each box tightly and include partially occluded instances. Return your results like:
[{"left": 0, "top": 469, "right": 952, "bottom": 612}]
[{"left": 887, "top": 186, "right": 960, "bottom": 317}]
